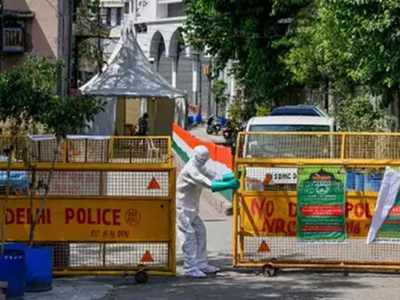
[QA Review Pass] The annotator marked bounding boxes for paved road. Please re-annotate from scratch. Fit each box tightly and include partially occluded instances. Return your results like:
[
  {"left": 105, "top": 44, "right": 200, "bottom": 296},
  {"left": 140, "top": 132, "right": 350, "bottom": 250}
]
[
  {"left": 103, "top": 270, "right": 400, "bottom": 300},
  {"left": 189, "top": 124, "right": 226, "bottom": 145}
]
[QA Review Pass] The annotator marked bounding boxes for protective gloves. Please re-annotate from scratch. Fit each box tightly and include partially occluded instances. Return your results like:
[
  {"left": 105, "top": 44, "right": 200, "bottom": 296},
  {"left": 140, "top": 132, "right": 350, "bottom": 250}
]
[
  {"left": 211, "top": 178, "right": 240, "bottom": 192},
  {"left": 222, "top": 172, "right": 236, "bottom": 182}
]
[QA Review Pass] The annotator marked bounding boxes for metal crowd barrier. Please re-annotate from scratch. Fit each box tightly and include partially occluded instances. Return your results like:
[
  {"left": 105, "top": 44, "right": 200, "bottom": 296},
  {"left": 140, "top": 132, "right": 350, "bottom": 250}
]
[
  {"left": 233, "top": 132, "right": 400, "bottom": 274},
  {"left": 0, "top": 135, "right": 176, "bottom": 280}
]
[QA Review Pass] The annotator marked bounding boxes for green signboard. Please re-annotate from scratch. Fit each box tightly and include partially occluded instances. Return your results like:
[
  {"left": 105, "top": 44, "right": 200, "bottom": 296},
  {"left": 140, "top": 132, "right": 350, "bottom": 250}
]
[{"left": 297, "top": 166, "right": 346, "bottom": 240}]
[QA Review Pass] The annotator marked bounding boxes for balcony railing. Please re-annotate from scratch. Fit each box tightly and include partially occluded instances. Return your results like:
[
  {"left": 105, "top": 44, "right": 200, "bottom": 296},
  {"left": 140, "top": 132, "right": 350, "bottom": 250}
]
[
  {"left": 3, "top": 27, "right": 24, "bottom": 53},
  {"left": 100, "top": 0, "right": 124, "bottom": 7},
  {"left": 158, "top": 0, "right": 182, "bottom": 3}
]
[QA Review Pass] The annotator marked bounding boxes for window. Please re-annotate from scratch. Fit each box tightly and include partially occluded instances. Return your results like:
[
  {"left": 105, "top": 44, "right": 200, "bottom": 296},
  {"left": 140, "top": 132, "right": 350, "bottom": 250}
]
[
  {"left": 167, "top": 3, "right": 184, "bottom": 18},
  {"left": 100, "top": 8, "right": 108, "bottom": 25},
  {"left": 106, "top": 8, "right": 111, "bottom": 26},
  {"left": 116, "top": 7, "right": 122, "bottom": 25},
  {"left": 124, "top": 2, "right": 129, "bottom": 14},
  {"left": 134, "top": 23, "right": 147, "bottom": 33},
  {"left": 3, "top": 27, "right": 24, "bottom": 53}
]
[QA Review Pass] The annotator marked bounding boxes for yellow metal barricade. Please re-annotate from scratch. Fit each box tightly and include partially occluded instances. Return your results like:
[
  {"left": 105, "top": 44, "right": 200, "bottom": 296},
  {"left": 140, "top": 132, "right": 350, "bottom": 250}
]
[
  {"left": 234, "top": 132, "right": 400, "bottom": 273},
  {"left": 0, "top": 136, "right": 176, "bottom": 278}
]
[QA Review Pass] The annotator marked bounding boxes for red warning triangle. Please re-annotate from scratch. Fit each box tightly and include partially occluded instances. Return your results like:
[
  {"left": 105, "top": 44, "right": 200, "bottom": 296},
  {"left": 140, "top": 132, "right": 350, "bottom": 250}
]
[
  {"left": 140, "top": 250, "right": 154, "bottom": 263},
  {"left": 258, "top": 241, "right": 270, "bottom": 253},
  {"left": 147, "top": 177, "right": 160, "bottom": 190}
]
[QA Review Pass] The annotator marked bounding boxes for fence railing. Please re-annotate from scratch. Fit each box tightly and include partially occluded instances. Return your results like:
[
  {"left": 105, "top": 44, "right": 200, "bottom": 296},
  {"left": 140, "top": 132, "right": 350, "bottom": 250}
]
[
  {"left": 0, "top": 136, "right": 176, "bottom": 277},
  {"left": 233, "top": 132, "right": 400, "bottom": 273}
]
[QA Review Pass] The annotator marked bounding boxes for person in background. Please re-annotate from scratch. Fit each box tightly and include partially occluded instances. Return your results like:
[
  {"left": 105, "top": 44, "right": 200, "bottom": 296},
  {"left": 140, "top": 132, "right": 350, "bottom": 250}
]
[{"left": 137, "top": 113, "right": 149, "bottom": 136}]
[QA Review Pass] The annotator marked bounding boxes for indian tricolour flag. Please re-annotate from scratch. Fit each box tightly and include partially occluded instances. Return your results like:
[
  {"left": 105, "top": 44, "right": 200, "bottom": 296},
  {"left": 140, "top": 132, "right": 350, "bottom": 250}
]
[{"left": 172, "top": 123, "right": 234, "bottom": 201}]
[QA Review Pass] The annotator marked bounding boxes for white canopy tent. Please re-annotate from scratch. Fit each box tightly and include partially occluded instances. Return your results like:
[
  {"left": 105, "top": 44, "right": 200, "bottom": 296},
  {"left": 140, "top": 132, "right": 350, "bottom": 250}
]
[{"left": 80, "top": 28, "right": 186, "bottom": 135}]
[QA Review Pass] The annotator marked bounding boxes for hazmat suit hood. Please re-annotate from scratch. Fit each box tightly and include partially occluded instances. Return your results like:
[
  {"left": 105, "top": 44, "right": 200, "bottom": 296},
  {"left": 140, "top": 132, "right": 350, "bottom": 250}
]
[{"left": 192, "top": 145, "right": 210, "bottom": 168}]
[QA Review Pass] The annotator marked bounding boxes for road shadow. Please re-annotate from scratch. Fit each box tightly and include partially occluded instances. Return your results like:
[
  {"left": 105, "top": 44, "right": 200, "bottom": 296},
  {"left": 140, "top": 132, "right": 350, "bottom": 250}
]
[{"left": 94, "top": 254, "right": 385, "bottom": 300}]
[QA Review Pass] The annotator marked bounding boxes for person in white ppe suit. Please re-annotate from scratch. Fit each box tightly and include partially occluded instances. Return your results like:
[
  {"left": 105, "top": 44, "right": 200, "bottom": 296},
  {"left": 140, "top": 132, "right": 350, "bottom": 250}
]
[{"left": 177, "top": 145, "right": 239, "bottom": 278}]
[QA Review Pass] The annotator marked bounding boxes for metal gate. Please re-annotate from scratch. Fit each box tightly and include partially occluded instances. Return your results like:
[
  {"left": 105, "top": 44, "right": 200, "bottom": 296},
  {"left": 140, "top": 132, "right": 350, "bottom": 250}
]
[
  {"left": 233, "top": 132, "right": 400, "bottom": 273},
  {"left": 0, "top": 136, "right": 176, "bottom": 277}
]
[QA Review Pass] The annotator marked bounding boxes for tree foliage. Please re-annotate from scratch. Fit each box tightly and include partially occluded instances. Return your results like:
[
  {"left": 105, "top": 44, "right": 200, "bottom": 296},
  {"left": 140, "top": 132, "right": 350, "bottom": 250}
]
[
  {"left": 0, "top": 57, "right": 57, "bottom": 134},
  {"left": 42, "top": 95, "right": 105, "bottom": 138},
  {"left": 0, "top": 56, "right": 104, "bottom": 137},
  {"left": 186, "top": 0, "right": 400, "bottom": 130},
  {"left": 75, "top": 0, "right": 110, "bottom": 76},
  {"left": 212, "top": 79, "right": 228, "bottom": 116},
  {"left": 286, "top": 0, "right": 400, "bottom": 105},
  {"left": 328, "top": 0, "right": 400, "bottom": 97},
  {"left": 184, "top": 0, "right": 312, "bottom": 112},
  {"left": 212, "top": 79, "right": 228, "bottom": 105},
  {"left": 336, "top": 95, "right": 389, "bottom": 132},
  {"left": 283, "top": 0, "right": 400, "bottom": 129}
]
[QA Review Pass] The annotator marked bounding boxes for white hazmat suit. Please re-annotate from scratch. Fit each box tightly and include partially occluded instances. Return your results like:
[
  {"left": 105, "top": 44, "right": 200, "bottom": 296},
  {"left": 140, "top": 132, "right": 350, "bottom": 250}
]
[{"left": 176, "top": 145, "right": 237, "bottom": 278}]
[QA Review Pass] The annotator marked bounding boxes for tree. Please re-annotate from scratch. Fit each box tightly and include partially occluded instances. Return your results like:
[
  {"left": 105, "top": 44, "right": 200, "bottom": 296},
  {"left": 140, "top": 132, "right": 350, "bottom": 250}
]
[
  {"left": 285, "top": 0, "right": 400, "bottom": 128},
  {"left": 0, "top": 56, "right": 57, "bottom": 135},
  {"left": 74, "top": 0, "right": 110, "bottom": 84},
  {"left": 0, "top": 56, "right": 104, "bottom": 247},
  {"left": 336, "top": 95, "right": 391, "bottom": 132},
  {"left": 212, "top": 79, "right": 228, "bottom": 116},
  {"left": 325, "top": 1, "right": 400, "bottom": 99},
  {"left": 184, "top": 0, "right": 312, "bottom": 113}
]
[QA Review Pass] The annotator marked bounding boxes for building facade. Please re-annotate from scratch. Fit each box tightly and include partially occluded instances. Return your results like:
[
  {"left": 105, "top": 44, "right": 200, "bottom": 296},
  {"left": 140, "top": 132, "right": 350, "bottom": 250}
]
[
  {"left": 99, "top": 0, "right": 236, "bottom": 118},
  {"left": 1, "top": 0, "right": 64, "bottom": 71}
]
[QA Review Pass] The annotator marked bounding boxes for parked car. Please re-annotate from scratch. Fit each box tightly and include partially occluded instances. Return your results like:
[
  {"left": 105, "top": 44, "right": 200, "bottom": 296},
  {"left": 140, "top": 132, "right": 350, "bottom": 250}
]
[
  {"left": 243, "top": 113, "right": 335, "bottom": 158},
  {"left": 270, "top": 105, "right": 328, "bottom": 117},
  {"left": 245, "top": 115, "right": 334, "bottom": 133},
  {"left": 242, "top": 106, "right": 335, "bottom": 191}
]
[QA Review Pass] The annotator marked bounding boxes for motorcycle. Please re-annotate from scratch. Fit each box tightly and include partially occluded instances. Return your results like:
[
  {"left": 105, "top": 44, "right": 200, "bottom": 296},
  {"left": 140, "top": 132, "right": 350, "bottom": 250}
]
[
  {"left": 206, "top": 116, "right": 223, "bottom": 135},
  {"left": 222, "top": 120, "right": 246, "bottom": 154}
]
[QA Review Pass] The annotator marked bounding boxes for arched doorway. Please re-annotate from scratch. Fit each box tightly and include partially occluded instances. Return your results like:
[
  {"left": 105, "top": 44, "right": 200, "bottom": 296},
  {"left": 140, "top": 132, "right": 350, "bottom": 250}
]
[
  {"left": 149, "top": 31, "right": 171, "bottom": 83},
  {"left": 169, "top": 28, "right": 193, "bottom": 103}
]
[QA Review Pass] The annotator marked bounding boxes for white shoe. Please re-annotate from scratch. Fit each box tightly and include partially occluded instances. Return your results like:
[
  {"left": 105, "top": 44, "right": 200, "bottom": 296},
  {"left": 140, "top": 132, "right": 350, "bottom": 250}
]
[
  {"left": 199, "top": 264, "right": 220, "bottom": 274},
  {"left": 185, "top": 268, "right": 207, "bottom": 278}
]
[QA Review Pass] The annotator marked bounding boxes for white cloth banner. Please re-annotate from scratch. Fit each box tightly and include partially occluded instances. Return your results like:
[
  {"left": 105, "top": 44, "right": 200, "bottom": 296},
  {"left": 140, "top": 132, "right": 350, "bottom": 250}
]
[{"left": 367, "top": 167, "right": 400, "bottom": 244}]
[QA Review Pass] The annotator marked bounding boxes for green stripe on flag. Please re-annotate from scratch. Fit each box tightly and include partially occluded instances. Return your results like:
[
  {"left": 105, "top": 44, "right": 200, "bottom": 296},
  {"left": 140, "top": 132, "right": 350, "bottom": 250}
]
[
  {"left": 172, "top": 138, "right": 233, "bottom": 202},
  {"left": 172, "top": 140, "right": 190, "bottom": 163}
]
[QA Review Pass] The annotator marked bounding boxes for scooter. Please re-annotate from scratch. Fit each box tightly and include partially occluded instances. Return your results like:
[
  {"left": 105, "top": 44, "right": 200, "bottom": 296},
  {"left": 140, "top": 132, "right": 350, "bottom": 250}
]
[
  {"left": 222, "top": 120, "right": 234, "bottom": 140},
  {"left": 206, "top": 116, "right": 223, "bottom": 135},
  {"left": 222, "top": 120, "right": 245, "bottom": 154}
]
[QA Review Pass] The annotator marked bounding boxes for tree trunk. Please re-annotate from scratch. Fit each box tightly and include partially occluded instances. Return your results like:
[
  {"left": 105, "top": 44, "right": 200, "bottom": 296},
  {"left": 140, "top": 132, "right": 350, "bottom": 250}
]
[
  {"left": 29, "top": 138, "right": 61, "bottom": 245},
  {"left": 324, "top": 79, "right": 330, "bottom": 113}
]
